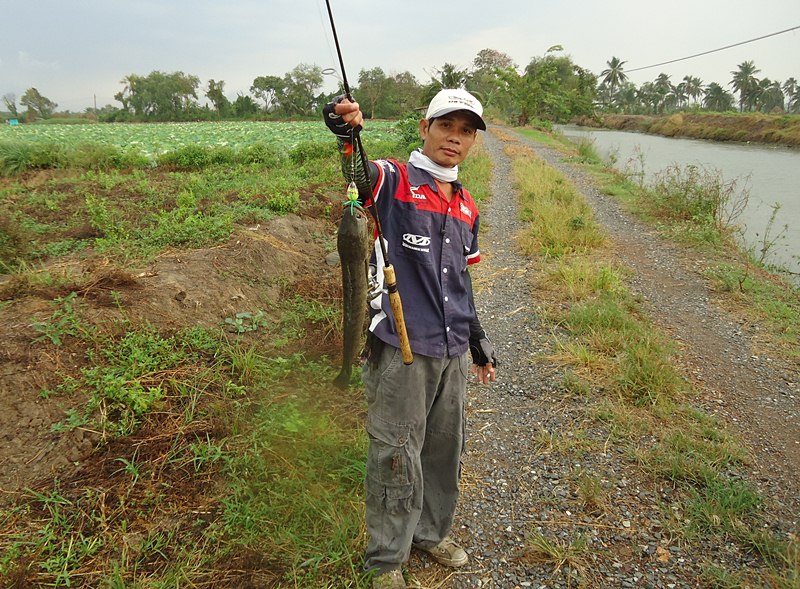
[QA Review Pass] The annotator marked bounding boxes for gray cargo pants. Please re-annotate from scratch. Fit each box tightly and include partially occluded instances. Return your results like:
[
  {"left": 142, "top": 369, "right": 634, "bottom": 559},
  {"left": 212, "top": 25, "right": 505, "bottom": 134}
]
[{"left": 361, "top": 343, "right": 469, "bottom": 574}]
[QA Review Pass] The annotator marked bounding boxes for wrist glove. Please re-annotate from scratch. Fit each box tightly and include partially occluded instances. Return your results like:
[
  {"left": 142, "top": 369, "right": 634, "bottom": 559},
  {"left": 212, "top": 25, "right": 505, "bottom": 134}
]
[
  {"left": 323, "top": 96, "right": 362, "bottom": 139},
  {"left": 469, "top": 336, "right": 498, "bottom": 368}
]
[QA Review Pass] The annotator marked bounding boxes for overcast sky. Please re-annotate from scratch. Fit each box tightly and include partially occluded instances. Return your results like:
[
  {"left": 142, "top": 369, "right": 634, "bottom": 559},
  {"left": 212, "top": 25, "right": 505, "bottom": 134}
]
[{"left": 2, "top": 0, "right": 799, "bottom": 112}]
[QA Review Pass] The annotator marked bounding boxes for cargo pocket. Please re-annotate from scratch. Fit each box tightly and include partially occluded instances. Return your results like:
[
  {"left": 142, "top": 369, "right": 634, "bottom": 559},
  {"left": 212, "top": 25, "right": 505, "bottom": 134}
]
[{"left": 365, "top": 413, "right": 415, "bottom": 514}]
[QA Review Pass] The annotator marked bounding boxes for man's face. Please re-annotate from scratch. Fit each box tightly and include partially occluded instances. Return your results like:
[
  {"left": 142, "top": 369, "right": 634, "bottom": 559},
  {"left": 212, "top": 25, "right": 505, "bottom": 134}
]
[{"left": 419, "top": 111, "right": 478, "bottom": 168}]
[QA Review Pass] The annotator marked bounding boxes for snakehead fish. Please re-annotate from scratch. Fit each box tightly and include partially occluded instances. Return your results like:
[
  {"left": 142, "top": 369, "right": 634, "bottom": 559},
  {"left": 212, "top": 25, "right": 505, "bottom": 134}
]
[{"left": 333, "top": 204, "right": 370, "bottom": 389}]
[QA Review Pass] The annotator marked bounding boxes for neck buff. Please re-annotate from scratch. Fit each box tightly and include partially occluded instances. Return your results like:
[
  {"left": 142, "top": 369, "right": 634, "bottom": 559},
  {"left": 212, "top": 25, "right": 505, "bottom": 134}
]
[{"left": 408, "top": 149, "right": 458, "bottom": 183}]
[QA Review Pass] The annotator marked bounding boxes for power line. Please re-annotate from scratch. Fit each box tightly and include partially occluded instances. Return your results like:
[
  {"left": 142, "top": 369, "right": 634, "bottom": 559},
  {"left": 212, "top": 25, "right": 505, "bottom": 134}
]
[{"left": 625, "top": 25, "right": 800, "bottom": 73}]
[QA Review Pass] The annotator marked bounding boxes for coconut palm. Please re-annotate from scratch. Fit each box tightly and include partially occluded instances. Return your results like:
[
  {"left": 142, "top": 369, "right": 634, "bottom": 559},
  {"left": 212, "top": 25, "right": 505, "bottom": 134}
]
[
  {"left": 730, "top": 61, "right": 760, "bottom": 112},
  {"left": 756, "top": 78, "right": 785, "bottom": 112},
  {"left": 682, "top": 76, "right": 704, "bottom": 106},
  {"left": 653, "top": 73, "right": 673, "bottom": 113},
  {"left": 637, "top": 82, "right": 659, "bottom": 114},
  {"left": 783, "top": 77, "right": 798, "bottom": 112},
  {"left": 614, "top": 81, "right": 639, "bottom": 112},
  {"left": 600, "top": 57, "right": 628, "bottom": 104},
  {"left": 703, "top": 82, "right": 735, "bottom": 112},
  {"left": 791, "top": 88, "right": 800, "bottom": 114},
  {"left": 673, "top": 83, "right": 688, "bottom": 109}
]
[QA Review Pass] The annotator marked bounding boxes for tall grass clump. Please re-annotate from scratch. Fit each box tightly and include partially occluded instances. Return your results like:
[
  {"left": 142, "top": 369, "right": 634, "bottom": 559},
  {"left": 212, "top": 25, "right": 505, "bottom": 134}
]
[
  {"left": 0, "top": 141, "right": 34, "bottom": 175},
  {"left": 511, "top": 146, "right": 604, "bottom": 258},
  {"left": 646, "top": 164, "right": 748, "bottom": 240},
  {"left": 157, "top": 144, "right": 238, "bottom": 169}
]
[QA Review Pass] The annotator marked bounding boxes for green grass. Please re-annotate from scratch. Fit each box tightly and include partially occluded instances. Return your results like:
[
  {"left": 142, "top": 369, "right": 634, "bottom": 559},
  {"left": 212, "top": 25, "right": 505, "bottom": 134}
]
[
  {"left": 553, "top": 130, "right": 799, "bottom": 362},
  {"left": 511, "top": 146, "right": 604, "bottom": 259},
  {"left": 459, "top": 142, "right": 492, "bottom": 203},
  {"left": 222, "top": 390, "right": 367, "bottom": 585},
  {"left": 0, "top": 307, "right": 371, "bottom": 587},
  {"left": 0, "top": 120, "right": 401, "bottom": 163},
  {"left": 705, "top": 263, "right": 800, "bottom": 357},
  {"left": 509, "top": 135, "right": 792, "bottom": 585},
  {"left": 518, "top": 127, "right": 561, "bottom": 148},
  {"left": 0, "top": 120, "right": 440, "bottom": 587}
]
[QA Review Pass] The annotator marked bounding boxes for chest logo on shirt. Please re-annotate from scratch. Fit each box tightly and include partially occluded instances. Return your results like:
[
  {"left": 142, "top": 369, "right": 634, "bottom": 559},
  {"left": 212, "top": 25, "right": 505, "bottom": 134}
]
[
  {"left": 410, "top": 186, "right": 427, "bottom": 201},
  {"left": 402, "top": 233, "right": 431, "bottom": 252},
  {"left": 459, "top": 202, "right": 472, "bottom": 218}
]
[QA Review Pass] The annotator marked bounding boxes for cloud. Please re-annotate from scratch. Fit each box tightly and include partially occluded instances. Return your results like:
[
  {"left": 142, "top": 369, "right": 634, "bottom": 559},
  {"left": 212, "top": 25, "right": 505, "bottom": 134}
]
[{"left": 17, "top": 51, "right": 60, "bottom": 71}]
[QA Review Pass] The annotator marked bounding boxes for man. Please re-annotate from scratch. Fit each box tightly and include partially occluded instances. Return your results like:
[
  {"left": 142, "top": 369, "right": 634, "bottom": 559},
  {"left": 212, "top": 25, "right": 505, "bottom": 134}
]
[{"left": 324, "top": 89, "right": 498, "bottom": 589}]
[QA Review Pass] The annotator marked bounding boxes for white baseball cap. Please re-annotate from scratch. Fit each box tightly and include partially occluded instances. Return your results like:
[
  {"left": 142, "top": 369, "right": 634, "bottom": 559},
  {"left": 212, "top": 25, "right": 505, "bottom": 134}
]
[{"left": 425, "top": 88, "right": 486, "bottom": 130}]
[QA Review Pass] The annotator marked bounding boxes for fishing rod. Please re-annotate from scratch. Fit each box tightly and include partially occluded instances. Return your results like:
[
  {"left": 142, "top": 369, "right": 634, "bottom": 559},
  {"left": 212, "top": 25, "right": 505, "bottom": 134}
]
[{"left": 324, "top": 0, "right": 413, "bottom": 366}]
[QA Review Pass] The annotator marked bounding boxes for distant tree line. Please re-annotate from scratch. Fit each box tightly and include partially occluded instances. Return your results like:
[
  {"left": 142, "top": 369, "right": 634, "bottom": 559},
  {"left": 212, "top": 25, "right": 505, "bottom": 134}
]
[
  {"left": 598, "top": 58, "right": 800, "bottom": 114},
  {"left": 3, "top": 49, "right": 798, "bottom": 124}
]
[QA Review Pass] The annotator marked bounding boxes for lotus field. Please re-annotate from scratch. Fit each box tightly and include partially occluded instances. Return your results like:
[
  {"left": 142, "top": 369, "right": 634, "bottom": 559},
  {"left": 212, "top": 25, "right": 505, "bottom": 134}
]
[{"left": 0, "top": 120, "right": 400, "bottom": 160}]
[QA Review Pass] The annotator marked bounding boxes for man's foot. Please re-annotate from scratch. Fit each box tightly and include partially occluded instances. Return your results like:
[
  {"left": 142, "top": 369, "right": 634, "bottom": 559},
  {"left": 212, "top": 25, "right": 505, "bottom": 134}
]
[
  {"left": 372, "top": 568, "right": 405, "bottom": 589},
  {"left": 413, "top": 536, "right": 468, "bottom": 568}
]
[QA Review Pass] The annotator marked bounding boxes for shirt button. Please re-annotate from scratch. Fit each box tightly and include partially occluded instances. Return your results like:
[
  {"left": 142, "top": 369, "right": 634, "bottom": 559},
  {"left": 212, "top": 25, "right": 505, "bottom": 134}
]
[
  {"left": 442, "top": 268, "right": 448, "bottom": 274},
  {"left": 446, "top": 326, "right": 451, "bottom": 332},
  {"left": 445, "top": 238, "right": 450, "bottom": 244},
  {"left": 444, "top": 296, "right": 449, "bottom": 302}
]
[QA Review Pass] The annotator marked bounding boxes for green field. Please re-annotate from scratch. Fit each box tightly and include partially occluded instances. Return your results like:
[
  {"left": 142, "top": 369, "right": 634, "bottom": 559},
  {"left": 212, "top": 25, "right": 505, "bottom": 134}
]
[{"left": 0, "top": 120, "right": 400, "bottom": 159}]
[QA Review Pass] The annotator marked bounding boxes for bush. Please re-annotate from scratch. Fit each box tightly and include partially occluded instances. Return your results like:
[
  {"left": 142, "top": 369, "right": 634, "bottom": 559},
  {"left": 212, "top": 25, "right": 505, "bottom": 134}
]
[
  {"left": 157, "top": 144, "right": 213, "bottom": 169},
  {"left": 72, "top": 143, "right": 124, "bottom": 170},
  {"left": 648, "top": 164, "right": 748, "bottom": 232},
  {"left": 237, "top": 142, "right": 284, "bottom": 167},
  {"left": 0, "top": 141, "right": 33, "bottom": 175},
  {"left": 147, "top": 209, "right": 234, "bottom": 248},
  {"left": 288, "top": 140, "right": 336, "bottom": 165},
  {"left": 266, "top": 192, "right": 300, "bottom": 214},
  {"left": 29, "top": 142, "right": 69, "bottom": 169},
  {"left": 209, "top": 146, "right": 236, "bottom": 166},
  {"left": 393, "top": 111, "right": 423, "bottom": 152}
]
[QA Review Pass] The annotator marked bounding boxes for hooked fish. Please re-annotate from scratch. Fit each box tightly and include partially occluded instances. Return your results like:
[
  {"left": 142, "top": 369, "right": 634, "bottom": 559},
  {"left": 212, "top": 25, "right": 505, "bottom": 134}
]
[{"left": 333, "top": 204, "right": 370, "bottom": 389}]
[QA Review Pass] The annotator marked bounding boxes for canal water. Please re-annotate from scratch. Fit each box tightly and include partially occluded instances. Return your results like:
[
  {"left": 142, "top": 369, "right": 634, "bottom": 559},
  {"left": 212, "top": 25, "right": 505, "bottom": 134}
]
[{"left": 558, "top": 125, "right": 800, "bottom": 277}]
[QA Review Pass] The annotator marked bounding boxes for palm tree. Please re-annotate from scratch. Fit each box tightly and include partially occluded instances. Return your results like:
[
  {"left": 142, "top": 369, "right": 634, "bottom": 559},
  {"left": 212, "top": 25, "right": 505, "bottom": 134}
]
[
  {"left": 703, "top": 82, "right": 735, "bottom": 112},
  {"left": 791, "top": 88, "right": 800, "bottom": 114},
  {"left": 783, "top": 77, "right": 798, "bottom": 112},
  {"left": 637, "top": 82, "right": 659, "bottom": 114},
  {"left": 673, "top": 82, "right": 688, "bottom": 109},
  {"left": 614, "top": 81, "right": 638, "bottom": 112},
  {"left": 600, "top": 57, "right": 628, "bottom": 104},
  {"left": 682, "top": 76, "right": 704, "bottom": 106},
  {"left": 730, "top": 61, "right": 760, "bottom": 112},
  {"left": 755, "top": 78, "right": 785, "bottom": 112},
  {"left": 653, "top": 73, "right": 673, "bottom": 113}
]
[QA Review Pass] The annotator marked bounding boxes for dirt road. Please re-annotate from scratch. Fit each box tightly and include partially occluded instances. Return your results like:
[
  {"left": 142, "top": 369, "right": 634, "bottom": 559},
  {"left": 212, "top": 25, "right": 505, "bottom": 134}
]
[{"left": 409, "top": 129, "right": 799, "bottom": 588}]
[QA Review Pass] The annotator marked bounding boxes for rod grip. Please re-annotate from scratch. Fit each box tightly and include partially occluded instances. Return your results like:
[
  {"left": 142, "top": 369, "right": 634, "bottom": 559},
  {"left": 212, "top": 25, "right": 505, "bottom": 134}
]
[{"left": 383, "top": 265, "right": 413, "bottom": 365}]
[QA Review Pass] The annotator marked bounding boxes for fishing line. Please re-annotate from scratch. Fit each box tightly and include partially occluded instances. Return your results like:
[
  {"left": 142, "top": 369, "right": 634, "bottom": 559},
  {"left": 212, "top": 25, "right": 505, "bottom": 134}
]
[
  {"left": 315, "top": 0, "right": 344, "bottom": 88},
  {"left": 322, "top": 0, "right": 414, "bottom": 366}
]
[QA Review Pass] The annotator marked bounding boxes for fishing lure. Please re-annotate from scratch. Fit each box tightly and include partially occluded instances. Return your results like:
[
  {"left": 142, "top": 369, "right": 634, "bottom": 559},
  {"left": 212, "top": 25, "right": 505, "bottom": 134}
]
[
  {"left": 343, "top": 181, "right": 362, "bottom": 213},
  {"left": 342, "top": 131, "right": 363, "bottom": 214}
]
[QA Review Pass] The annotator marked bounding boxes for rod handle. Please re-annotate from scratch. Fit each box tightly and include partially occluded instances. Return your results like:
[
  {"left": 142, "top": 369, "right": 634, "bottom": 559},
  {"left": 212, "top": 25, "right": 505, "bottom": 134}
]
[{"left": 383, "top": 265, "right": 413, "bottom": 365}]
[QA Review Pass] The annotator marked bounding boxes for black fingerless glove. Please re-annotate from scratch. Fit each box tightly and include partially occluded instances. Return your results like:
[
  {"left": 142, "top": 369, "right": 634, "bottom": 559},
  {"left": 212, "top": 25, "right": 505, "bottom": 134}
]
[
  {"left": 469, "top": 335, "right": 497, "bottom": 367},
  {"left": 323, "top": 95, "right": 362, "bottom": 139}
]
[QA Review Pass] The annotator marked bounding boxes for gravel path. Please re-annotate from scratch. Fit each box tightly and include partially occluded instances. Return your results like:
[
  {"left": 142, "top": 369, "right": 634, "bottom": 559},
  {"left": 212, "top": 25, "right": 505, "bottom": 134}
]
[{"left": 408, "top": 129, "right": 799, "bottom": 589}]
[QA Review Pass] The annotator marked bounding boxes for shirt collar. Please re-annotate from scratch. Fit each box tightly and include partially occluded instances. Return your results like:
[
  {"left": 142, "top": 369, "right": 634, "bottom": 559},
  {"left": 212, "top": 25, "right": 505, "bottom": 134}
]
[{"left": 407, "top": 162, "right": 464, "bottom": 198}]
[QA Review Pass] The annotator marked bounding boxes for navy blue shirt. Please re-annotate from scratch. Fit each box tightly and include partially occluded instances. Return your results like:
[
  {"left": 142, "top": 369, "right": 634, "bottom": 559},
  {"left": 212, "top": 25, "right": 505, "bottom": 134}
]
[{"left": 366, "top": 160, "right": 481, "bottom": 359}]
